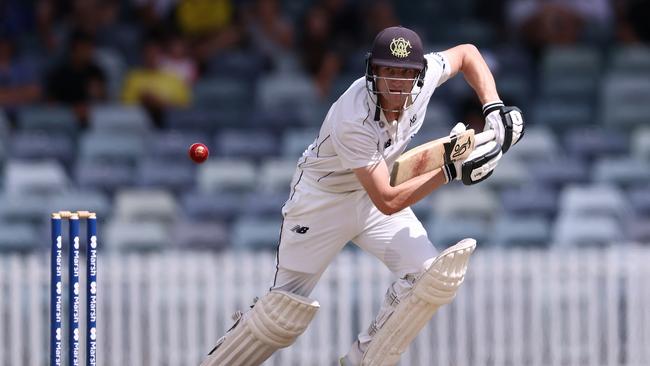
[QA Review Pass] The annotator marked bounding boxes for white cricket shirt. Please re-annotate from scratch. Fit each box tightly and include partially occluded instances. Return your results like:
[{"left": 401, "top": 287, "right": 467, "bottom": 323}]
[{"left": 292, "top": 52, "right": 451, "bottom": 194}]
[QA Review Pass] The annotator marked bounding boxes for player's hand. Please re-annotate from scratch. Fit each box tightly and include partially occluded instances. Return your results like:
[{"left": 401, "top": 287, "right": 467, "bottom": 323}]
[
  {"left": 442, "top": 130, "right": 503, "bottom": 185},
  {"left": 482, "top": 101, "right": 525, "bottom": 153}
]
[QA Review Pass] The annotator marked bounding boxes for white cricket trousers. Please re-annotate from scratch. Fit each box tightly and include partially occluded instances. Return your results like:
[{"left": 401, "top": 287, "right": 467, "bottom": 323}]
[{"left": 270, "top": 177, "right": 438, "bottom": 352}]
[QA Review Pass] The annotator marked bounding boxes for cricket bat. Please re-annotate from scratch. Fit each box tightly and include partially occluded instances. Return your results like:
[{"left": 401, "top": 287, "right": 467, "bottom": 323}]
[{"left": 389, "top": 129, "right": 495, "bottom": 186}]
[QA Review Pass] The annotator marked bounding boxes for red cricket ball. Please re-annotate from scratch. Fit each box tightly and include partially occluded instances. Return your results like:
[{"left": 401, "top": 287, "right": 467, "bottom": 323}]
[{"left": 188, "top": 142, "right": 209, "bottom": 163}]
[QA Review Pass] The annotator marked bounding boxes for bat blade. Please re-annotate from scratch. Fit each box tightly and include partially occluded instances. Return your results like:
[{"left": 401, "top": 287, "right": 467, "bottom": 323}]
[{"left": 390, "top": 129, "right": 485, "bottom": 186}]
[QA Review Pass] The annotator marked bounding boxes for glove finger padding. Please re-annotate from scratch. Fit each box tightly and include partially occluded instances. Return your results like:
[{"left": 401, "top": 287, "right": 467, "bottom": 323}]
[
  {"left": 461, "top": 140, "right": 502, "bottom": 185},
  {"left": 500, "top": 106, "right": 525, "bottom": 153}
]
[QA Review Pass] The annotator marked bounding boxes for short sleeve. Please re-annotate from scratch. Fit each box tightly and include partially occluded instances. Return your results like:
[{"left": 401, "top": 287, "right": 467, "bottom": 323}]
[
  {"left": 424, "top": 52, "right": 452, "bottom": 87},
  {"left": 331, "top": 121, "right": 383, "bottom": 170}
]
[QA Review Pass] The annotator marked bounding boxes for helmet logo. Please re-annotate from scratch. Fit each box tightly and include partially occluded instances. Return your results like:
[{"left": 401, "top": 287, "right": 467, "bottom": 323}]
[{"left": 390, "top": 37, "right": 411, "bottom": 58}]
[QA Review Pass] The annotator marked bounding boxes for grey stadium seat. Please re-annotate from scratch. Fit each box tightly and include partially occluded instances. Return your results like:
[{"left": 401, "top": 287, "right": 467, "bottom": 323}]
[
  {"left": 231, "top": 216, "right": 282, "bottom": 250},
  {"left": 3, "top": 160, "right": 68, "bottom": 195},
  {"left": 89, "top": 105, "right": 152, "bottom": 134},
  {"left": 552, "top": 215, "right": 623, "bottom": 247},
  {"left": 104, "top": 219, "right": 171, "bottom": 251},
  {"left": 196, "top": 158, "right": 257, "bottom": 193},
  {"left": 113, "top": 189, "right": 177, "bottom": 223}
]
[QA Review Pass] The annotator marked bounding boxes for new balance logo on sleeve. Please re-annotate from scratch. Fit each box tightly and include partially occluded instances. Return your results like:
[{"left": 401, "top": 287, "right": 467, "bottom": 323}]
[{"left": 290, "top": 225, "right": 310, "bottom": 234}]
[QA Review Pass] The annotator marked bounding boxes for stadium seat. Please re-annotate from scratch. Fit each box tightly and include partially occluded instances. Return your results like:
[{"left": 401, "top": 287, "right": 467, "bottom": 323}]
[
  {"left": 214, "top": 129, "right": 278, "bottom": 159},
  {"left": 558, "top": 185, "right": 629, "bottom": 220},
  {"left": 0, "top": 222, "right": 41, "bottom": 252},
  {"left": 501, "top": 186, "right": 558, "bottom": 218},
  {"left": 256, "top": 73, "right": 318, "bottom": 113},
  {"left": 482, "top": 157, "right": 530, "bottom": 190},
  {"left": 172, "top": 220, "right": 229, "bottom": 251},
  {"left": 259, "top": 158, "right": 297, "bottom": 193},
  {"left": 193, "top": 77, "right": 250, "bottom": 108},
  {"left": 431, "top": 185, "right": 498, "bottom": 220},
  {"left": 206, "top": 50, "right": 265, "bottom": 81},
  {"left": 505, "top": 127, "right": 561, "bottom": 162},
  {"left": 601, "top": 101, "right": 650, "bottom": 129},
  {"left": 529, "top": 157, "right": 589, "bottom": 188},
  {"left": 241, "top": 191, "right": 288, "bottom": 217},
  {"left": 76, "top": 160, "right": 135, "bottom": 193},
  {"left": 94, "top": 48, "right": 126, "bottom": 100},
  {"left": 426, "top": 216, "right": 490, "bottom": 248},
  {"left": 231, "top": 216, "right": 281, "bottom": 250},
  {"left": 563, "top": 128, "right": 628, "bottom": 160},
  {"left": 541, "top": 46, "right": 602, "bottom": 78},
  {"left": 282, "top": 128, "right": 318, "bottom": 158},
  {"left": 491, "top": 216, "right": 551, "bottom": 247},
  {"left": 628, "top": 187, "right": 650, "bottom": 217},
  {"left": 540, "top": 75, "right": 598, "bottom": 101},
  {"left": 196, "top": 158, "right": 257, "bottom": 193},
  {"left": 0, "top": 193, "right": 50, "bottom": 225},
  {"left": 181, "top": 191, "right": 244, "bottom": 222},
  {"left": 0, "top": 109, "right": 9, "bottom": 138},
  {"left": 79, "top": 132, "right": 144, "bottom": 165},
  {"left": 631, "top": 128, "right": 650, "bottom": 161},
  {"left": 113, "top": 189, "right": 177, "bottom": 223},
  {"left": 422, "top": 101, "right": 454, "bottom": 128},
  {"left": 17, "top": 106, "right": 77, "bottom": 134},
  {"left": 552, "top": 215, "right": 622, "bottom": 247},
  {"left": 165, "top": 107, "right": 222, "bottom": 132},
  {"left": 532, "top": 98, "right": 593, "bottom": 128},
  {"left": 104, "top": 219, "right": 171, "bottom": 251},
  {"left": 3, "top": 160, "right": 68, "bottom": 195},
  {"left": 600, "top": 74, "right": 650, "bottom": 129},
  {"left": 592, "top": 157, "right": 650, "bottom": 188},
  {"left": 136, "top": 158, "right": 196, "bottom": 192},
  {"left": 89, "top": 105, "right": 152, "bottom": 134},
  {"left": 150, "top": 130, "right": 210, "bottom": 161},
  {"left": 47, "top": 190, "right": 112, "bottom": 220},
  {"left": 628, "top": 218, "right": 650, "bottom": 242},
  {"left": 610, "top": 45, "right": 650, "bottom": 75},
  {"left": 8, "top": 131, "right": 74, "bottom": 163}
]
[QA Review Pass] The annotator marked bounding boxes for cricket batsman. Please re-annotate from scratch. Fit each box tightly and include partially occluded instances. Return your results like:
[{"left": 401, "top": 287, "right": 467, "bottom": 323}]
[{"left": 201, "top": 25, "right": 524, "bottom": 366}]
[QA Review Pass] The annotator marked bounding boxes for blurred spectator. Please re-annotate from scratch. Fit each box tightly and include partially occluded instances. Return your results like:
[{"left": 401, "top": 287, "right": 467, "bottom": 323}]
[
  {"left": 320, "top": 0, "right": 363, "bottom": 53},
  {"left": 121, "top": 37, "right": 190, "bottom": 127},
  {"left": 365, "top": 1, "right": 399, "bottom": 42},
  {"left": 507, "top": 0, "right": 613, "bottom": 58},
  {"left": 160, "top": 32, "right": 198, "bottom": 85},
  {"left": 243, "top": 0, "right": 294, "bottom": 71},
  {"left": 133, "top": 0, "right": 179, "bottom": 30},
  {"left": 299, "top": 5, "right": 342, "bottom": 98},
  {"left": 176, "top": 0, "right": 244, "bottom": 65},
  {"left": 615, "top": 0, "right": 650, "bottom": 42},
  {"left": 45, "top": 30, "right": 106, "bottom": 124},
  {"left": 0, "top": 36, "right": 42, "bottom": 114}
]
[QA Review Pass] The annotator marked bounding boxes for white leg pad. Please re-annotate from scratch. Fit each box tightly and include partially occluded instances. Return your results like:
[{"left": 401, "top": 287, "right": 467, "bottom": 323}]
[
  {"left": 361, "top": 238, "right": 476, "bottom": 366},
  {"left": 201, "top": 290, "right": 320, "bottom": 366}
]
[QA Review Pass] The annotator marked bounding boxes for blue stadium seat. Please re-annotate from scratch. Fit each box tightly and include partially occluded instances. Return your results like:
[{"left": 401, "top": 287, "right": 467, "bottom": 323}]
[
  {"left": 426, "top": 217, "right": 490, "bottom": 248},
  {"left": 104, "top": 220, "right": 171, "bottom": 251},
  {"left": 491, "top": 216, "right": 551, "bottom": 247},
  {"left": 8, "top": 131, "right": 74, "bottom": 163},
  {"left": 256, "top": 73, "right": 318, "bottom": 114},
  {"left": 172, "top": 220, "right": 229, "bottom": 251},
  {"left": 196, "top": 158, "right": 257, "bottom": 193},
  {"left": 0, "top": 222, "right": 41, "bottom": 252},
  {"left": 600, "top": 74, "right": 650, "bottom": 129},
  {"left": 206, "top": 50, "right": 265, "bottom": 81},
  {"left": 231, "top": 216, "right": 282, "bottom": 250},
  {"left": 564, "top": 128, "right": 628, "bottom": 160},
  {"left": 0, "top": 193, "right": 50, "bottom": 225},
  {"left": 632, "top": 127, "right": 650, "bottom": 161},
  {"left": 79, "top": 132, "right": 144, "bottom": 165},
  {"left": 482, "top": 157, "right": 530, "bottom": 190},
  {"left": 193, "top": 77, "right": 250, "bottom": 108},
  {"left": 241, "top": 191, "right": 288, "bottom": 217},
  {"left": 47, "top": 190, "right": 112, "bottom": 220},
  {"left": 181, "top": 191, "right": 244, "bottom": 222},
  {"left": 17, "top": 106, "right": 77, "bottom": 134},
  {"left": 558, "top": 185, "right": 629, "bottom": 220},
  {"left": 610, "top": 45, "right": 650, "bottom": 75},
  {"left": 76, "top": 160, "right": 135, "bottom": 193},
  {"left": 113, "top": 189, "right": 177, "bottom": 223},
  {"left": 504, "top": 127, "right": 561, "bottom": 162},
  {"left": 151, "top": 130, "right": 210, "bottom": 161},
  {"left": 90, "top": 105, "right": 152, "bottom": 134},
  {"left": 542, "top": 46, "right": 602, "bottom": 78},
  {"left": 553, "top": 215, "right": 622, "bottom": 247},
  {"left": 259, "top": 158, "right": 297, "bottom": 193},
  {"left": 532, "top": 98, "right": 593, "bottom": 128},
  {"left": 431, "top": 186, "right": 498, "bottom": 220},
  {"left": 529, "top": 157, "right": 589, "bottom": 188},
  {"left": 282, "top": 128, "right": 318, "bottom": 158},
  {"left": 628, "top": 188, "right": 650, "bottom": 217},
  {"left": 3, "top": 160, "right": 68, "bottom": 195},
  {"left": 540, "top": 75, "right": 598, "bottom": 101},
  {"left": 215, "top": 129, "right": 278, "bottom": 159},
  {"left": 629, "top": 218, "right": 650, "bottom": 242},
  {"left": 592, "top": 157, "right": 650, "bottom": 188},
  {"left": 501, "top": 186, "right": 558, "bottom": 218},
  {"left": 136, "top": 158, "right": 196, "bottom": 192}
]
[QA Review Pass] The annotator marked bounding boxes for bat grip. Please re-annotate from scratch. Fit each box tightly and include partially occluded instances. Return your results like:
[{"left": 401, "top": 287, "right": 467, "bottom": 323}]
[{"left": 475, "top": 130, "right": 496, "bottom": 146}]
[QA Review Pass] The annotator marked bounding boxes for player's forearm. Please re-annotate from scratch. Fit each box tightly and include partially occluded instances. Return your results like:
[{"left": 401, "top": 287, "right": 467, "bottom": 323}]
[
  {"left": 381, "top": 168, "right": 447, "bottom": 215},
  {"left": 457, "top": 44, "right": 500, "bottom": 104}
]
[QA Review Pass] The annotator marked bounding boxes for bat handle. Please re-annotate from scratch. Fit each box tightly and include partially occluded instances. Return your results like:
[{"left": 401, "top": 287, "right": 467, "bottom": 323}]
[{"left": 475, "top": 130, "right": 496, "bottom": 146}]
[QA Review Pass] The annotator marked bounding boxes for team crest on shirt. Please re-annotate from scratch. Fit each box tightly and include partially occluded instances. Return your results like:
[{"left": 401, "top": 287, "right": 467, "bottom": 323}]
[{"left": 390, "top": 38, "right": 411, "bottom": 58}]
